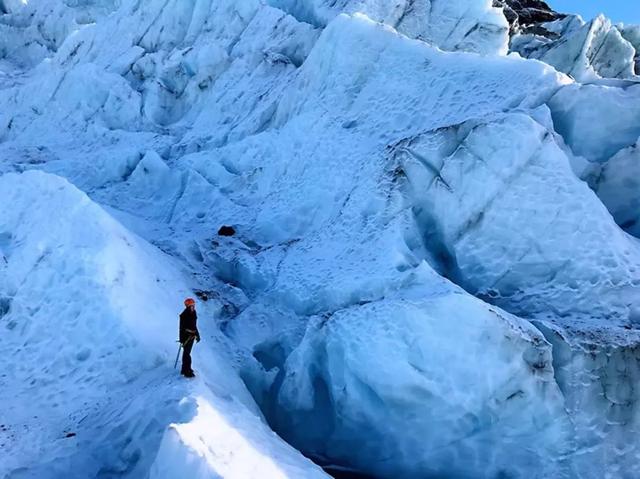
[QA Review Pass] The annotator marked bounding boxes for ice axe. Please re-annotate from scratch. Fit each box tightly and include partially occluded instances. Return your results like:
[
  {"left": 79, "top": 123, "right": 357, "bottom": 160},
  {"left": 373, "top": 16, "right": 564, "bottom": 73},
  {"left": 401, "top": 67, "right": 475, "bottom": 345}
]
[
  {"left": 174, "top": 336, "right": 196, "bottom": 369},
  {"left": 173, "top": 341, "right": 182, "bottom": 369}
]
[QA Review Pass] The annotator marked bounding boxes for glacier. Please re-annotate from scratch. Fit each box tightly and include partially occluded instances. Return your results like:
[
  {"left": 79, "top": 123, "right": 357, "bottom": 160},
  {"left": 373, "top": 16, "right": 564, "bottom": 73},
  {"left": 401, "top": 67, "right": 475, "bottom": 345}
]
[{"left": 1, "top": 0, "right": 640, "bottom": 478}]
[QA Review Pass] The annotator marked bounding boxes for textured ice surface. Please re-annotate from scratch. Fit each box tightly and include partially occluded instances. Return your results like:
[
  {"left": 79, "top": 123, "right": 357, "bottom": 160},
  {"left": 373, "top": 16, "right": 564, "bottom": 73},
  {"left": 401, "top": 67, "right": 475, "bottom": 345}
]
[
  {"left": 536, "top": 322, "right": 640, "bottom": 478},
  {"left": 1, "top": 0, "right": 640, "bottom": 477}
]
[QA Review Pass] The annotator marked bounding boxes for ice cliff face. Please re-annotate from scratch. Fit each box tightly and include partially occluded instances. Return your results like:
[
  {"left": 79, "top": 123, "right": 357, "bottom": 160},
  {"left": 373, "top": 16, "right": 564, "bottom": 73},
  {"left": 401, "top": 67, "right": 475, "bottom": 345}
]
[
  {"left": 500, "top": 0, "right": 639, "bottom": 82},
  {"left": 1, "top": 0, "right": 640, "bottom": 478}
]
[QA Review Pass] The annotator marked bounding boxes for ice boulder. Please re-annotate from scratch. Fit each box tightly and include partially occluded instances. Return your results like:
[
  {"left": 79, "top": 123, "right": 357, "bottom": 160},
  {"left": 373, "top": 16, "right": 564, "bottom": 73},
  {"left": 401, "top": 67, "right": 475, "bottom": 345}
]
[{"left": 268, "top": 270, "right": 573, "bottom": 478}]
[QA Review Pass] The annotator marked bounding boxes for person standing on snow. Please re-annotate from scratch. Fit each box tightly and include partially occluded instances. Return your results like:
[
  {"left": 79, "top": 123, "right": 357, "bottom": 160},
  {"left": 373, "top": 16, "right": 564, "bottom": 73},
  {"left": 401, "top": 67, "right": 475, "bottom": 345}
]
[{"left": 179, "top": 298, "right": 200, "bottom": 378}]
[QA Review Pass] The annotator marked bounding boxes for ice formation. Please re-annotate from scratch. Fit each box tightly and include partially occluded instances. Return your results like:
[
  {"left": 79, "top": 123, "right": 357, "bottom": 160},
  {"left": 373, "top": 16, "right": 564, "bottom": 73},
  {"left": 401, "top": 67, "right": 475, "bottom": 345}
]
[
  {"left": 510, "top": 14, "right": 638, "bottom": 81},
  {"left": 1, "top": 0, "right": 640, "bottom": 478}
]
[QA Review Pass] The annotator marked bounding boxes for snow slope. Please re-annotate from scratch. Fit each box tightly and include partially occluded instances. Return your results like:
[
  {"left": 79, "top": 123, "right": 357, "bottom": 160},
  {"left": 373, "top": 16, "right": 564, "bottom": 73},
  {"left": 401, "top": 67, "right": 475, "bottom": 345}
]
[
  {"left": 1, "top": 0, "right": 640, "bottom": 478},
  {"left": 0, "top": 171, "right": 326, "bottom": 478}
]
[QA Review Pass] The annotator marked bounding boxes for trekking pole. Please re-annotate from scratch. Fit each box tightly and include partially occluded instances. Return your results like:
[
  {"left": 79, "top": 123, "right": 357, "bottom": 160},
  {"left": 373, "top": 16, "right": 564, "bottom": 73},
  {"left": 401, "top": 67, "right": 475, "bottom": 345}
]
[{"left": 173, "top": 342, "right": 182, "bottom": 369}]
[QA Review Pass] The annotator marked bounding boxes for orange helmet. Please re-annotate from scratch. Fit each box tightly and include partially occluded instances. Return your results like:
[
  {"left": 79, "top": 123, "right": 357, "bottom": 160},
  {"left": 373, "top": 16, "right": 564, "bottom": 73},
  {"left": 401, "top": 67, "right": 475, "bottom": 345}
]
[{"left": 184, "top": 298, "right": 196, "bottom": 307}]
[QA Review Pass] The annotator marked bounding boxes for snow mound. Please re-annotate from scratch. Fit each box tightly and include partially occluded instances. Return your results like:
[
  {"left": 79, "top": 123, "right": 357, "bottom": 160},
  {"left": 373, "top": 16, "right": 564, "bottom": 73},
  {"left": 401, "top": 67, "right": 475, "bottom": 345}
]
[{"left": 0, "top": 170, "right": 326, "bottom": 478}]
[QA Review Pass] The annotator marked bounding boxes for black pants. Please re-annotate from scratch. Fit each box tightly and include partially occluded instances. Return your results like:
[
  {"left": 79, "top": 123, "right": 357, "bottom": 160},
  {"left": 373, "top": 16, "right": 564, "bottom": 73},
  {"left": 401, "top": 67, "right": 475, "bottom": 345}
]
[{"left": 181, "top": 338, "right": 194, "bottom": 374}]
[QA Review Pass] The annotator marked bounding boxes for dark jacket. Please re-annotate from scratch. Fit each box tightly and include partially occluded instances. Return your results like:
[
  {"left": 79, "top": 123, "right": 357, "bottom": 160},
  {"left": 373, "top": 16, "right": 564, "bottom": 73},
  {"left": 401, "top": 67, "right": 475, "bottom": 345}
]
[{"left": 179, "top": 308, "right": 200, "bottom": 344}]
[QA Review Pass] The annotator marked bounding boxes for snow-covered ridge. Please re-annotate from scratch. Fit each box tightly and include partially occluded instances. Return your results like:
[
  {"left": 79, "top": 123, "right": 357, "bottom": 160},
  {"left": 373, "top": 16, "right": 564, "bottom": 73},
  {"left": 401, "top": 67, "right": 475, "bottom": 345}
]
[{"left": 1, "top": 0, "right": 640, "bottom": 477}]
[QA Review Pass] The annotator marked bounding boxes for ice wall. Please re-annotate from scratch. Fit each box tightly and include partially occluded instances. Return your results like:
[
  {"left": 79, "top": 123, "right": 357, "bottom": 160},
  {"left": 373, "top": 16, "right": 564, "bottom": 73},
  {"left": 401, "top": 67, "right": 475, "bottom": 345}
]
[{"left": 395, "top": 112, "right": 640, "bottom": 330}]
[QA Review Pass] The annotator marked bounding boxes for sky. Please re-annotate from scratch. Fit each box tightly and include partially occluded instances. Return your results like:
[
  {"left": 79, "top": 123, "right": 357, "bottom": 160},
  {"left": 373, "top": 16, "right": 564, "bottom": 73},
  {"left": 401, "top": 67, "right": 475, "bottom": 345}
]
[{"left": 550, "top": 1, "right": 640, "bottom": 24}]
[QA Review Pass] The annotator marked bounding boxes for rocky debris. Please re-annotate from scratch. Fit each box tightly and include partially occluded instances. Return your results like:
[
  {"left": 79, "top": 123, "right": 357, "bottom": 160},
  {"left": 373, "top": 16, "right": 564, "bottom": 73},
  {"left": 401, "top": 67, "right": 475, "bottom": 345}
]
[
  {"left": 217, "top": 225, "right": 235, "bottom": 237},
  {"left": 194, "top": 289, "right": 219, "bottom": 302},
  {"left": 493, "top": 0, "right": 564, "bottom": 34}
]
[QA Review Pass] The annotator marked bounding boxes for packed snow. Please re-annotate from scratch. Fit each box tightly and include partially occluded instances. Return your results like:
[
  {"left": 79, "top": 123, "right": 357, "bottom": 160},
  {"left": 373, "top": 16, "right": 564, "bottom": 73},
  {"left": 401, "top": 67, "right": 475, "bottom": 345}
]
[{"left": 1, "top": 0, "right": 640, "bottom": 478}]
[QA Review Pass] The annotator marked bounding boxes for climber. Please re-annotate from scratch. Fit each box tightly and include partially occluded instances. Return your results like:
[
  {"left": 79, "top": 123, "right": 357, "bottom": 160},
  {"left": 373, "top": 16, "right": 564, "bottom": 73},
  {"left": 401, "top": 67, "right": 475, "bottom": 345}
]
[{"left": 179, "top": 297, "right": 200, "bottom": 378}]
